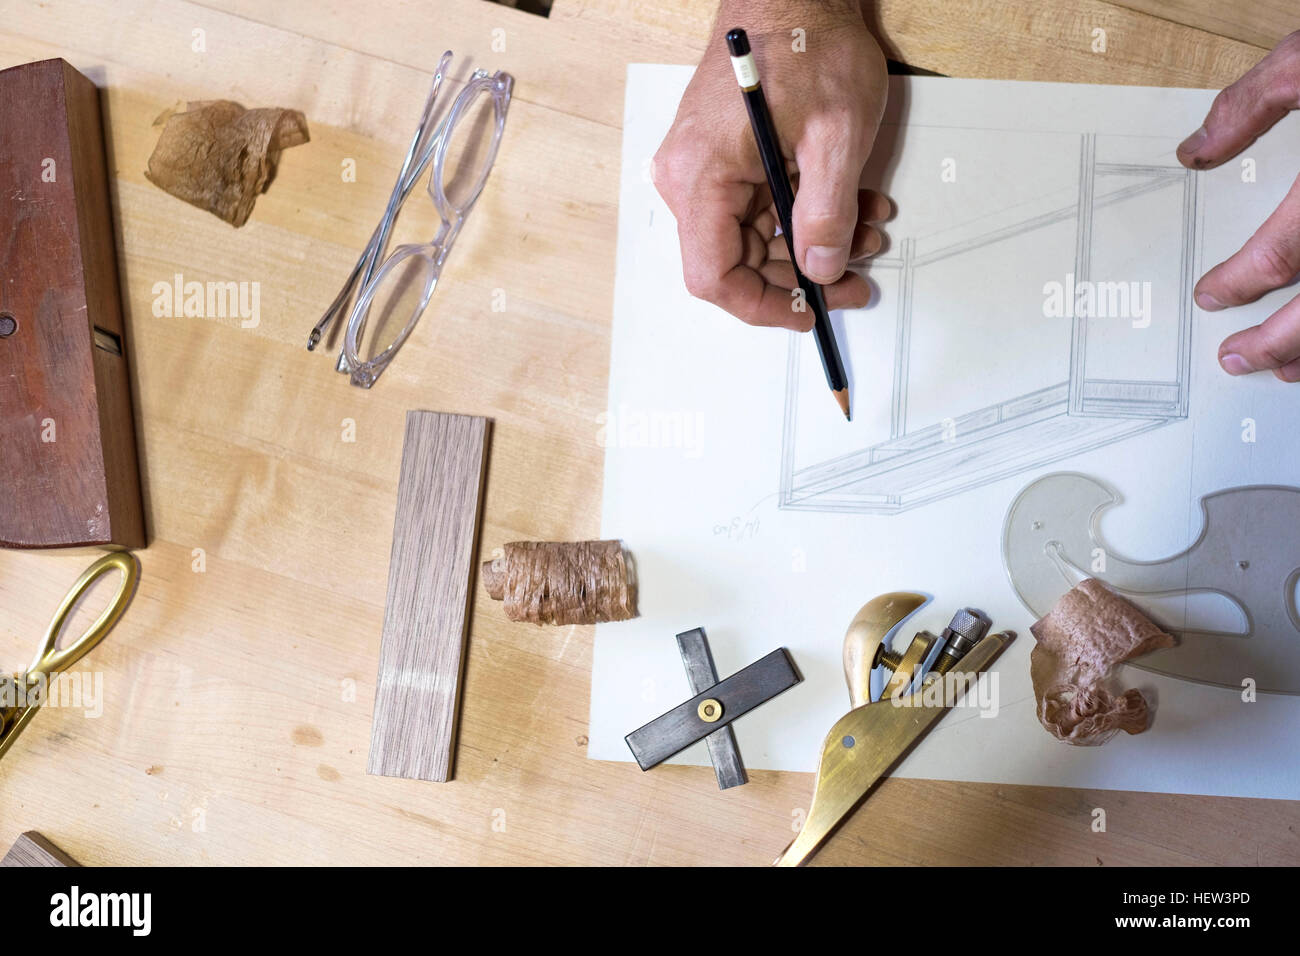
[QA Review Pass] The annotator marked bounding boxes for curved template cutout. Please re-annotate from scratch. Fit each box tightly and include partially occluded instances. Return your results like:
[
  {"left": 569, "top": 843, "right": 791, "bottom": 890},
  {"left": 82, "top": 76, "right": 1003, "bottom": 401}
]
[{"left": 1003, "top": 472, "right": 1300, "bottom": 694}]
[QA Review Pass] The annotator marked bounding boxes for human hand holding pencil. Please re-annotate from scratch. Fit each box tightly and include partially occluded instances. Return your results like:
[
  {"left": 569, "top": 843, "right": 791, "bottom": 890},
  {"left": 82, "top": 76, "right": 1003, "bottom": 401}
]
[{"left": 652, "top": 0, "right": 891, "bottom": 333}]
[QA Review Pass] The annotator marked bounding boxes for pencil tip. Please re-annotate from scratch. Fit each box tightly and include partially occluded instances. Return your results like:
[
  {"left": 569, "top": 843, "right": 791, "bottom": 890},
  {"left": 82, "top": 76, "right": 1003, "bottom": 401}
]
[{"left": 833, "top": 387, "right": 851, "bottom": 421}]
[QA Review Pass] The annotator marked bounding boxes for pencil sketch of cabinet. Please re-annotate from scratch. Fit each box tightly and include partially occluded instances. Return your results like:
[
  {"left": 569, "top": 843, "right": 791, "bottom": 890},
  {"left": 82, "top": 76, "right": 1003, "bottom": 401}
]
[{"left": 779, "top": 131, "right": 1200, "bottom": 515}]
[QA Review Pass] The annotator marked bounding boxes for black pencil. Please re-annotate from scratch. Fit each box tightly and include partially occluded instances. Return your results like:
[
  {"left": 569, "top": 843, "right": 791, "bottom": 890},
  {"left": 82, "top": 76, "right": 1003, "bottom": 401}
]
[{"left": 725, "top": 27, "right": 851, "bottom": 421}]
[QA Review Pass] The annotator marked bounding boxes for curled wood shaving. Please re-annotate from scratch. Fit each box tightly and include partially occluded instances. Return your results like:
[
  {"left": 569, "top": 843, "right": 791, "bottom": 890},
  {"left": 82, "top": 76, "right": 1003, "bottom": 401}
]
[
  {"left": 1030, "top": 578, "right": 1175, "bottom": 745},
  {"left": 145, "top": 100, "right": 309, "bottom": 227},
  {"left": 482, "top": 540, "right": 637, "bottom": 626}
]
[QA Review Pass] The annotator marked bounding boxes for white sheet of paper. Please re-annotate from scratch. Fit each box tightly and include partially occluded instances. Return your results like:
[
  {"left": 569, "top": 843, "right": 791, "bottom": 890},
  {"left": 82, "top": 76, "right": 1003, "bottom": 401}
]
[{"left": 592, "top": 65, "right": 1300, "bottom": 798}]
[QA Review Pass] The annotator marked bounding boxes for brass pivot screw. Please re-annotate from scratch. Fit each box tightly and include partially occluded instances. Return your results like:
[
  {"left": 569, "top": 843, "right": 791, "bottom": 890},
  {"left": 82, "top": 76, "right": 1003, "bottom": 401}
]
[
  {"left": 698, "top": 698, "right": 723, "bottom": 723},
  {"left": 870, "top": 610, "right": 990, "bottom": 699},
  {"left": 877, "top": 631, "right": 937, "bottom": 700},
  {"left": 875, "top": 646, "right": 905, "bottom": 671}
]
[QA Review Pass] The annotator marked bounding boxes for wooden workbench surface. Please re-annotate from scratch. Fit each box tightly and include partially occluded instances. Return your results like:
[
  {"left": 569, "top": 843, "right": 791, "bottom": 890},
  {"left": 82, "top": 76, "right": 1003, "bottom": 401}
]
[{"left": 1, "top": 0, "right": 1296, "bottom": 866}]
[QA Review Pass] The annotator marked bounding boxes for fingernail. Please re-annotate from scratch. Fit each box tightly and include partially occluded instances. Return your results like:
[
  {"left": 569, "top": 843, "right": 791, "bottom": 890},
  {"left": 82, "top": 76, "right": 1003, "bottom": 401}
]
[
  {"left": 1196, "top": 290, "right": 1224, "bottom": 311},
  {"left": 1220, "top": 352, "right": 1255, "bottom": 375},
  {"left": 1178, "top": 126, "right": 1207, "bottom": 155},
  {"left": 851, "top": 230, "right": 884, "bottom": 261},
  {"left": 805, "top": 245, "right": 848, "bottom": 281}
]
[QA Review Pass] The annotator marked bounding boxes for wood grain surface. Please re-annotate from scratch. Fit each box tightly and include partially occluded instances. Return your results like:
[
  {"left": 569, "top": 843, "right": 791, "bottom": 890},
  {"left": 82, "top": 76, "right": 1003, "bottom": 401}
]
[
  {"left": 368, "top": 412, "right": 489, "bottom": 783},
  {"left": 0, "top": 0, "right": 1297, "bottom": 866}
]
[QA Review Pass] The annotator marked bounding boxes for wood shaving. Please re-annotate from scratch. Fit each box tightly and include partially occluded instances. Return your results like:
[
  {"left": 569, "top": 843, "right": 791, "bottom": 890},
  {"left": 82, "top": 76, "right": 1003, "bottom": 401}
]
[
  {"left": 145, "top": 100, "right": 309, "bottom": 226},
  {"left": 1030, "top": 578, "right": 1175, "bottom": 745},
  {"left": 482, "top": 540, "right": 637, "bottom": 626}
]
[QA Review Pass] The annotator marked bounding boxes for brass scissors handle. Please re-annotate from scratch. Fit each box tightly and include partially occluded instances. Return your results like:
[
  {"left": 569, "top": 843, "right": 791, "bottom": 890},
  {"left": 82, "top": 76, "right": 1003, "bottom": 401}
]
[
  {"left": 24, "top": 552, "right": 140, "bottom": 681},
  {"left": 0, "top": 552, "right": 139, "bottom": 762}
]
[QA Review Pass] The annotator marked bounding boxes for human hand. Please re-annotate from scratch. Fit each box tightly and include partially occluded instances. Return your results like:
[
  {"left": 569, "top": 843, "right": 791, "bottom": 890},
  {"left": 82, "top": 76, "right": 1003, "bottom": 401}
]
[
  {"left": 652, "top": 0, "right": 890, "bottom": 331},
  {"left": 1178, "top": 32, "right": 1300, "bottom": 382}
]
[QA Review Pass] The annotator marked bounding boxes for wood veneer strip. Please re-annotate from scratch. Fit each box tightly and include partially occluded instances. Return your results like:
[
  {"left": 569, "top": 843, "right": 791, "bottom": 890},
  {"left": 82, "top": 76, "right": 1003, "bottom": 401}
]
[
  {"left": 367, "top": 411, "right": 490, "bottom": 782},
  {"left": 1, "top": 831, "right": 80, "bottom": 867}
]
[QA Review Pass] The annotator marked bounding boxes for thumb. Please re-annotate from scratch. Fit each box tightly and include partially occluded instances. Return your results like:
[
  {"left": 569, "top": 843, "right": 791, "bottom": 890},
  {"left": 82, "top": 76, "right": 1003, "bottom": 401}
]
[
  {"left": 792, "top": 127, "right": 871, "bottom": 284},
  {"left": 1177, "top": 35, "right": 1300, "bottom": 170}
]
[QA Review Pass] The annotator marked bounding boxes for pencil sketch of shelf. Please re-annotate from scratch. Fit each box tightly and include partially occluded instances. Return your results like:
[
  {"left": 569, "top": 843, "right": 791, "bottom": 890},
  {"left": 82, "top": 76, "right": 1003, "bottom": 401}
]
[{"left": 779, "top": 131, "right": 1200, "bottom": 514}]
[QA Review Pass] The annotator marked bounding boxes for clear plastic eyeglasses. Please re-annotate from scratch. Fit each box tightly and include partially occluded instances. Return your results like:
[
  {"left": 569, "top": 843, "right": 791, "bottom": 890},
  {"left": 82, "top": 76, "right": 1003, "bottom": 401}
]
[{"left": 307, "top": 51, "right": 514, "bottom": 388}]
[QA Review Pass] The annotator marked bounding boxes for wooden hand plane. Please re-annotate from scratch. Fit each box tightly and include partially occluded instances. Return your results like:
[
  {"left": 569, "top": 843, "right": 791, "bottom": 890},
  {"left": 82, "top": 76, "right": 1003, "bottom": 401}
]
[
  {"left": 774, "top": 592, "right": 1012, "bottom": 866},
  {"left": 0, "top": 59, "right": 144, "bottom": 550}
]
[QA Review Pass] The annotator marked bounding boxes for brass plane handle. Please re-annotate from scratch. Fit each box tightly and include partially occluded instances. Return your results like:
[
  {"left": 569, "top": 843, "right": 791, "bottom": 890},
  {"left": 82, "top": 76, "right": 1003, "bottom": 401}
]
[{"left": 841, "top": 591, "right": 926, "bottom": 707}]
